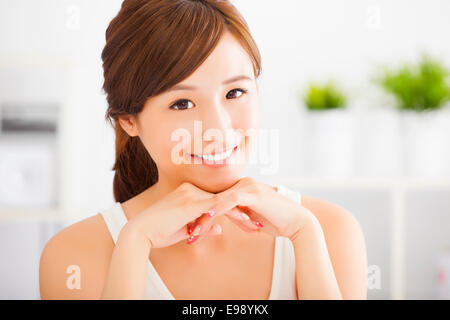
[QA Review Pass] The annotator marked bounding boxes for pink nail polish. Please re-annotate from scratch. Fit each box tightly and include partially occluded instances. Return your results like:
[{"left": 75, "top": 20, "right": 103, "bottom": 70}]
[
  {"left": 186, "top": 235, "right": 196, "bottom": 244},
  {"left": 253, "top": 221, "right": 263, "bottom": 228}
]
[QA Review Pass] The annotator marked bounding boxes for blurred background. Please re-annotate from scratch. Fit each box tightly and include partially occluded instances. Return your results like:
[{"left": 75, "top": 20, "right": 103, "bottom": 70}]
[{"left": 0, "top": 0, "right": 449, "bottom": 299}]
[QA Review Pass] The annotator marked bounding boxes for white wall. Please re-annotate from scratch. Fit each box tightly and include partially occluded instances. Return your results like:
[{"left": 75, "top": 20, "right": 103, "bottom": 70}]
[{"left": 1, "top": 0, "right": 449, "bottom": 300}]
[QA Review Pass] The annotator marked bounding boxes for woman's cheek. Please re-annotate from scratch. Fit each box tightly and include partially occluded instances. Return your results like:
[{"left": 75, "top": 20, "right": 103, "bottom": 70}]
[
  {"left": 239, "top": 102, "right": 259, "bottom": 160},
  {"left": 140, "top": 128, "right": 173, "bottom": 165},
  {"left": 166, "top": 130, "right": 192, "bottom": 166},
  {"left": 236, "top": 102, "right": 258, "bottom": 133}
]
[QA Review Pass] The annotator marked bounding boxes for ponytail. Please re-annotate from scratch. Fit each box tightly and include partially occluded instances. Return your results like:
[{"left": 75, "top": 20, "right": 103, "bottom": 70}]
[{"left": 112, "top": 122, "right": 158, "bottom": 203}]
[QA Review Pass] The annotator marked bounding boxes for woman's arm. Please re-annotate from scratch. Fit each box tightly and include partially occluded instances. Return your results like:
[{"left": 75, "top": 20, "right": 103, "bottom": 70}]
[
  {"left": 101, "top": 224, "right": 152, "bottom": 299},
  {"left": 292, "top": 218, "right": 343, "bottom": 299},
  {"left": 295, "top": 196, "right": 368, "bottom": 300}
]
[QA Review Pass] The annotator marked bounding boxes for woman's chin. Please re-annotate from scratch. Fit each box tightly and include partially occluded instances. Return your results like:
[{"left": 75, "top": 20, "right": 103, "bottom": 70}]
[{"left": 190, "top": 174, "right": 243, "bottom": 194}]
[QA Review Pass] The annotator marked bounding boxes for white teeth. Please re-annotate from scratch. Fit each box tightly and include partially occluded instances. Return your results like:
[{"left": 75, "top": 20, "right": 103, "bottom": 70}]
[{"left": 194, "top": 147, "right": 234, "bottom": 161}]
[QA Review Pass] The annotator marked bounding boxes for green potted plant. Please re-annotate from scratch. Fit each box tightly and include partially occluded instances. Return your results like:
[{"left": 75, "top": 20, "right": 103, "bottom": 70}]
[
  {"left": 304, "top": 82, "right": 347, "bottom": 111},
  {"left": 299, "top": 81, "right": 355, "bottom": 178},
  {"left": 376, "top": 55, "right": 450, "bottom": 112},
  {"left": 374, "top": 54, "right": 450, "bottom": 177}
]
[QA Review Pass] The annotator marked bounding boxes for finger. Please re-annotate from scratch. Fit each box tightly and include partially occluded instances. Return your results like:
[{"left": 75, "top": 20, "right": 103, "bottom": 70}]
[
  {"left": 228, "top": 206, "right": 263, "bottom": 229},
  {"left": 224, "top": 214, "right": 260, "bottom": 233},
  {"left": 188, "top": 189, "right": 256, "bottom": 222},
  {"left": 186, "top": 223, "right": 222, "bottom": 245},
  {"left": 178, "top": 196, "right": 220, "bottom": 225},
  {"left": 235, "top": 208, "right": 280, "bottom": 237},
  {"left": 198, "top": 207, "right": 260, "bottom": 236},
  {"left": 179, "top": 188, "right": 254, "bottom": 227},
  {"left": 213, "top": 190, "right": 258, "bottom": 217},
  {"left": 173, "top": 220, "right": 213, "bottom": 244},
  {"left": 189, "top": 207, "right": 261, "bottom": 243},
  {"left": 220, "top": 206, "right": 263, "bottom": 232},
  {"left": 187, "top": 213, "right": 212, "bottom": 237},
  {"left": 186, "top": 221, "right": 195, "bottom": 235},
  {"left": 171, "top": 223, "right": 196, "bottom": 244},
  {"left": 186, "top": 213, "right": 218, "bottom": 244}
]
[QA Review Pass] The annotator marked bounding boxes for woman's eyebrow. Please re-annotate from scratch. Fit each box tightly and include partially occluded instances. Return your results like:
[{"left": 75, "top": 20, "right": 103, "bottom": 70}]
[{"left": 167, "top": 75, "right": 253, "bottom": 92}]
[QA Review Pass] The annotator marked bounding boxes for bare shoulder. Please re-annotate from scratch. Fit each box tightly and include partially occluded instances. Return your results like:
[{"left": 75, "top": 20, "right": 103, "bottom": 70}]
[
  {"left": 300, "top": 194, "right": 363, "bottom": 234},
  {"left": 39, "top": 213, "right": 115, "bottom": 299},
  {"left": 300, "top": 194, "right": 368, "bottom": 299}
]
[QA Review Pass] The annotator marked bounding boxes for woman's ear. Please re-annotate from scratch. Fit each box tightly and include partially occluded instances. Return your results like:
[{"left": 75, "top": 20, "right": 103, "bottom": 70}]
[{"left": 118, "top": 114, "right": 139, "bottom": 137}]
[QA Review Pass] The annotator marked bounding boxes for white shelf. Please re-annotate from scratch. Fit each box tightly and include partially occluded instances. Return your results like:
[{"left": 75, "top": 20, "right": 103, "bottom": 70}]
[
  {"left": 262, "top": 176, "right": 450, "bottom": 189},
  {"left": 0, "top": 207, "right": 80, "bottom": 222}
]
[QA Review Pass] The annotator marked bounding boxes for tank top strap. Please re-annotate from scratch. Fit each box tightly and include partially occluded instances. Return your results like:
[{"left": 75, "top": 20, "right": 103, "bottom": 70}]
[
  {"left": 273, "top": 183, "right": 302, "bottom": 204},
  {"left": 271, "top": 183, "right": 300, "bottom": 299},
  {"left": 271, "top": 236, "right": 297, "bottom": 299},
  {"left": 99, "top": 202, "right": 174, "bottom": 299},
  {"left": 98, "top": 202, "right": 129, "bottom": 244}
]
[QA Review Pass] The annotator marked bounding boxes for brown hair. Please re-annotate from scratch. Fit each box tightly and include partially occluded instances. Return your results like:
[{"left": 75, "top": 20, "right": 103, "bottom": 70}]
[{"left": 101, "top": 0, "right": 262, "bottom": 203}]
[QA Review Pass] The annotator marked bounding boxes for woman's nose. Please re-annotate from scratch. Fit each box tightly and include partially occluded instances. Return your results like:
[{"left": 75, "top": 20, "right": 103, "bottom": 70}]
[
  {"left": 202, "top": 101, "right": 233, "bottom": 133},
  {"left": 197, "top": 101, "right": 240, "bottom": 150}
]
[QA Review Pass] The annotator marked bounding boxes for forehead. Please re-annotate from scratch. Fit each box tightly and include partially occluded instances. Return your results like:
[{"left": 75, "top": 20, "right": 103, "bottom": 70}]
[{"left": 179, "top": 31, "right": 254, "bottom": 85}]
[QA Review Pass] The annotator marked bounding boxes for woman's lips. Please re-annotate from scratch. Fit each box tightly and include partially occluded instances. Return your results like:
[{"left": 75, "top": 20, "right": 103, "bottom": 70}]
[
  {"left": 190, "top": 144, "right": 237, "bottom": 157},
  {"left": 190, "top": 145, "right": 239, "bottom": 168}
]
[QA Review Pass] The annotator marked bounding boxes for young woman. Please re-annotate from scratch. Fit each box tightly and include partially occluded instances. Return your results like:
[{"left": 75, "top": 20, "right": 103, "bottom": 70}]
[{"left": 39, "top": 0, "right": 367, "bottom": 300}]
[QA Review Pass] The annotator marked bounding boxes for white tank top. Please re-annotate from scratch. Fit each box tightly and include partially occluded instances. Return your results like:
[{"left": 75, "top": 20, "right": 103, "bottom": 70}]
[{"left": 99, "top": 183, "right": 300, "bottom": 300}]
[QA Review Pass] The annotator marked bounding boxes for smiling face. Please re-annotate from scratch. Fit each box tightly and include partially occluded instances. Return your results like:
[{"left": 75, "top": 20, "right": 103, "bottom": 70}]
[{"left": 119, "top": 31, "right": 260, "bottom": 193}]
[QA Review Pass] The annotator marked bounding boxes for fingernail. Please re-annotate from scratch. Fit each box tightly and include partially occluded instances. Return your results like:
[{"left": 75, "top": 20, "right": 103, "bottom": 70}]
[
  {"left": 241, "top": 212, "right": 250, "bottom": 221},
  {"left": 207, "top": 209, "right": 216, "bottom": 217},
  {"left": 252, "top": 221, "right": 263, "bottom": 228},
  {"left": 193, "top": 225, "right": 201, "bottom": 236},
  {"left": 186, "top": 235, "right": 196, "bottom": 244}
]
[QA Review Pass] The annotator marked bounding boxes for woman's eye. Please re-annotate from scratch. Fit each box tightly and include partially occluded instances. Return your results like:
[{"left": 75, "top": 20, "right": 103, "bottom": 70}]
[
  {"left": 226, "top": 88, "right": 248, "bottom": 99},
  {"left": 169, "top": 99, "right": 194, "bottom": 110},
  {"left": 168, "top": 88, "right": 247, "bottom": 110}
]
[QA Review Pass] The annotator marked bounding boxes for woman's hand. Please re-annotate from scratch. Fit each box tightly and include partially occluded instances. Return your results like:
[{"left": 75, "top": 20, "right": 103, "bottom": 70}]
[
  {"left": 125, "top": 182, "right": 230, "bottom": 248},
  {"left": 189, "top": 177, "right": 319, "bottom": 243}
]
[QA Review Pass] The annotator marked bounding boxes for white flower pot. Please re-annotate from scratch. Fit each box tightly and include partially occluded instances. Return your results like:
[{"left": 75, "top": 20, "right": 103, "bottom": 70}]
[
  {"left": 356, "top": 108, "right": 402, "bottom": 178},
  {"left": 400, "top": 107, "right": 450, "bottom": 178},
  {"left": 304, "top": 109, "right": 356, "bottom": 178}
]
